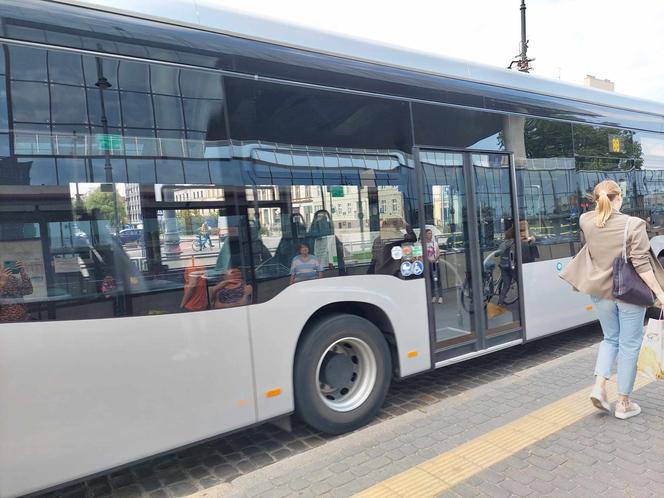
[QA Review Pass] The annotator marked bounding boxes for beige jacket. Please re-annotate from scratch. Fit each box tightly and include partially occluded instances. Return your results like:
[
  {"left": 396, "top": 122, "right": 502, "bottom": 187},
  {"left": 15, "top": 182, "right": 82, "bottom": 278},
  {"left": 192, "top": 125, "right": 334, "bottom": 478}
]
[{"left": 560, "top": 210, "right": 664, "bottom": 301}]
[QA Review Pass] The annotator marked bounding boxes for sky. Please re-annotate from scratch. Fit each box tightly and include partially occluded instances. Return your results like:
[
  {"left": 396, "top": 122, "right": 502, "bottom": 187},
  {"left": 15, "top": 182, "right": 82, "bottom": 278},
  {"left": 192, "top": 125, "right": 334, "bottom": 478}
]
[{"left": 206, "top": 0, "right": 664, "bottom": 104}]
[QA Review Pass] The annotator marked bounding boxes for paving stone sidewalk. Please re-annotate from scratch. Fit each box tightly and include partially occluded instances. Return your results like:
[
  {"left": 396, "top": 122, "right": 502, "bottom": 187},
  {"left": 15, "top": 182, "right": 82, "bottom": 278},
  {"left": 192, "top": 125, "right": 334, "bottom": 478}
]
[
  {"left": 204, "top": 332, "right": 664, "bottom": 498},
  {"left": 39, "top": 325, "right": 602, "bottom": 498}
]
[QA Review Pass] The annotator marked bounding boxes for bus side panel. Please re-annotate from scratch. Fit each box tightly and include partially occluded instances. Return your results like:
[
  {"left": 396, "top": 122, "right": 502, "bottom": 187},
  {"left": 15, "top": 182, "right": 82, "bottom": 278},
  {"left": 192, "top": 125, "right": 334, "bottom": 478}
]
[
  {"left": 522, "top": 258, "right": 596, "bottom": 340},
  {"left": 0, "top": 309, "right": 255, "bottom": 498},
  {"left": 248, "top": 276, "right": 431, "bottom": 422}
]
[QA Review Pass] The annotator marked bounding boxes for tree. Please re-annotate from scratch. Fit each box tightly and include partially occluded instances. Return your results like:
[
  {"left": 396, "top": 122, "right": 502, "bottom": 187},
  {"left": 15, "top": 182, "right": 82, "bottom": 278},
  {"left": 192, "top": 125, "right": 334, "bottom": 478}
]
[{"left": 84, "top": 187, "right": 127, "bottom": 226}]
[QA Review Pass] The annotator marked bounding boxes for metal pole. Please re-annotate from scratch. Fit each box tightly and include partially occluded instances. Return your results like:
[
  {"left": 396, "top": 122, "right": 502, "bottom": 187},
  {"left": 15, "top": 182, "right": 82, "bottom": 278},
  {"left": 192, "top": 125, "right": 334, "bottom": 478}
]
[
  {"left": 508, "top": 0, "right": 534, "bottom": 72},
  {"left": 520, "top": 0, "right": 527, "bottom": 68},
  {"left": 95, "top": 57, "right": 120, "bottom": 234}
]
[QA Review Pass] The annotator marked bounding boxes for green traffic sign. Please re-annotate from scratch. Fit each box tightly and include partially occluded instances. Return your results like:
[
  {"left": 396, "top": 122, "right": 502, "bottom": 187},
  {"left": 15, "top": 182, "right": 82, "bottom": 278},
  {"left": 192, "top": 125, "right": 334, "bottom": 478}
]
[
  {"left": 329, "top": 186, "right": 344, "bottom": 198},
  {"left": 96, "top": 134, "right": 123, "bottom": 152}
]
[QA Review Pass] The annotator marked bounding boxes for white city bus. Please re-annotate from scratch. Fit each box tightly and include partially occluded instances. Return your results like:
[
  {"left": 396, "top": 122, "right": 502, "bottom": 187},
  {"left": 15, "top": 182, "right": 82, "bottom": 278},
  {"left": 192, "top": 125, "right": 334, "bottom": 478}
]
[{"left": 1, "top": 1, "right": 664, "bottom": 496}]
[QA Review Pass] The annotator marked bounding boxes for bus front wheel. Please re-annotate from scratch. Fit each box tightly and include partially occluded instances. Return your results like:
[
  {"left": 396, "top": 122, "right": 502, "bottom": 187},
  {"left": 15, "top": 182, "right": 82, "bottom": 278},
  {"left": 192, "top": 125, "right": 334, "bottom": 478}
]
[{"left": 294, "top": 313, "right": 392, "bottom": 435}]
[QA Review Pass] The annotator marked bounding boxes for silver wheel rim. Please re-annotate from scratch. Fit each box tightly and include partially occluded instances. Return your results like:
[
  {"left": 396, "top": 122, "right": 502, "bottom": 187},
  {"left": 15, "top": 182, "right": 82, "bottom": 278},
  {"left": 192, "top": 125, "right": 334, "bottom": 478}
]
[{"left": 316, "top": 337, "right": 377, "bottom": 412}]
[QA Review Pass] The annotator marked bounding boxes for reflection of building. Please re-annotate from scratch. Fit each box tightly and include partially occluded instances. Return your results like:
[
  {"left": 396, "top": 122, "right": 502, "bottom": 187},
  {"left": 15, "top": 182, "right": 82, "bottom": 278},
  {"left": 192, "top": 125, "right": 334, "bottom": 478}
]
[
  {"left": 125, "top": 183, "right": 142, "bottom": 226},
  {"left": 584, "top": 75, "right": 614, "bottom": 92},
  {"left": 173, "top": 187, "right": 225, "bottom": 217}
]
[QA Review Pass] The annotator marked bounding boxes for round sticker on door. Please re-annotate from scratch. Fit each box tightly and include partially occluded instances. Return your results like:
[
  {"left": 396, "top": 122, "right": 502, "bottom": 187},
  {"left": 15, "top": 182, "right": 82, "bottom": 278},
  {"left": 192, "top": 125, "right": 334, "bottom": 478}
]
[
  {"left": 391, "top": 246, "right": 403, "bottom": 260},
  {"left": 402, "top": 244, "right": 413, "bottom": 257},
  {"left": 412, "top": 260, "right": 424, "bottom": 276},
  {"left": 400, "top": 261, "right": 413, "bottom": 277},
  {"left": 556, "top": 261, "right": 563, "bottom": 272}
]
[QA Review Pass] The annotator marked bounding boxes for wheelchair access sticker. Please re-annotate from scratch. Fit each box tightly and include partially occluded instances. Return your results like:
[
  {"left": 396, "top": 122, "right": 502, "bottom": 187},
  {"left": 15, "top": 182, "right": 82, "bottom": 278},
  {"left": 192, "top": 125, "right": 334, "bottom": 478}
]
[
  {"left": 412, "top": 260, "right": 424, "bottom": 276},
  {"left": 400, "top": 261, "right": 413, "bottom": 277}
]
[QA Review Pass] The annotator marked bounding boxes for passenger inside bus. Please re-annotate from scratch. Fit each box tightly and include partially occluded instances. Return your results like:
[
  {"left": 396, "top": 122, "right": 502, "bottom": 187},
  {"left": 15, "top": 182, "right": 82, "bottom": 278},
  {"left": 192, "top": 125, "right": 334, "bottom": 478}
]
[
  {"left": 289, "top": 243, "right": 323, "bottom": 285},
  {"left": 211, "top": 267, "right": 253, "bottom": 308}
]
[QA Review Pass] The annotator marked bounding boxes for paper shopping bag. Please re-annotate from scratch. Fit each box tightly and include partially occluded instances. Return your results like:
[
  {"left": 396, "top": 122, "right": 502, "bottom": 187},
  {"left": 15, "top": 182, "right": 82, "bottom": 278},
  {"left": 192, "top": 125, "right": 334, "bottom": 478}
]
[
  {"left": 486, "top": 302, "right": 508, "bottom": 319},
  {"left": 637, "top": 316, "right": 664, "bottom": 381}
]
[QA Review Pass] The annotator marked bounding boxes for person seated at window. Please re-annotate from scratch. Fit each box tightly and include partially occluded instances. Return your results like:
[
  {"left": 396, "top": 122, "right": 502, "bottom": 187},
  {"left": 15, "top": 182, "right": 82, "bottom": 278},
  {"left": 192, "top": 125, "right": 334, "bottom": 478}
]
[
  {"left": 290, "top": 243, "right": 323, "bottom": 285},
  {"left": 211, "top": 267, "right": 252, "bottom": 308},
  {"left": 0, "top": 260, "right": 33, "bottom": 322}
]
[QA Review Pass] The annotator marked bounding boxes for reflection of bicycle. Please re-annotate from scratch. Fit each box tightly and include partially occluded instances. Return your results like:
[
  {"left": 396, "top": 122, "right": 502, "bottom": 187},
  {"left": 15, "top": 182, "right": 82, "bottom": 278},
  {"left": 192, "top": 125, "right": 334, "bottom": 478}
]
[
  {"left": 192, "top": 234, "right": 214, "bottom": 252},
  {"left": 460, "top": 251, "right": 518, "bottom": 312}
]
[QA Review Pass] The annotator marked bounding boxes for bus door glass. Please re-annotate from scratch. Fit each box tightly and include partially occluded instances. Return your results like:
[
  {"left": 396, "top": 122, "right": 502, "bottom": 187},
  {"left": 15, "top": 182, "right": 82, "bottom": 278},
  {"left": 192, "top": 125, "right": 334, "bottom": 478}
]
[{"left": 418, "top": 149, "right": 523, "bottom": 357}]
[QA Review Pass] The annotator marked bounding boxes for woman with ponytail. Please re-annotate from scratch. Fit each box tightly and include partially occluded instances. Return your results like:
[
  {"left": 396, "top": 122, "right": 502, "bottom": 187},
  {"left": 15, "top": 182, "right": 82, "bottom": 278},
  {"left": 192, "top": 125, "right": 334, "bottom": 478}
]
[{"left": 561, "top": 179, "right": 664, "bottom": 419}]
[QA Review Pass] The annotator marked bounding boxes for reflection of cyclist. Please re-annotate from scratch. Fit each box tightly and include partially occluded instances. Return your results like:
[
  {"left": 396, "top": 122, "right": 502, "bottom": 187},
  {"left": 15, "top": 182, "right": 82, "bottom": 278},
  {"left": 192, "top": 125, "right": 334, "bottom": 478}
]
[
  {"left": 497, "top": 221, "right": 537, "bottom": 305},
  {"left": 200, "top": 222, "right": 213, "bottom": 248}
]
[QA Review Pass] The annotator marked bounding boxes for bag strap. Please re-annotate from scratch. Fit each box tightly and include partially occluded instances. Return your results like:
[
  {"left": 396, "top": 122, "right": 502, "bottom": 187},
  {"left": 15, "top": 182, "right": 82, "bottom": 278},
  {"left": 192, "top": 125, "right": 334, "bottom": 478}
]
[{"left": 622, "top": 217, "right": 630, "bottom": 263}]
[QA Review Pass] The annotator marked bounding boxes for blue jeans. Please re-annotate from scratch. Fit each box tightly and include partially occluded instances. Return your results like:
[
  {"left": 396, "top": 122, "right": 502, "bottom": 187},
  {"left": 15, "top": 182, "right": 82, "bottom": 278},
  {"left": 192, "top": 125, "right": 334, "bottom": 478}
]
[{"left": 592, "top": 297, "right": 646, "bottom": 395}]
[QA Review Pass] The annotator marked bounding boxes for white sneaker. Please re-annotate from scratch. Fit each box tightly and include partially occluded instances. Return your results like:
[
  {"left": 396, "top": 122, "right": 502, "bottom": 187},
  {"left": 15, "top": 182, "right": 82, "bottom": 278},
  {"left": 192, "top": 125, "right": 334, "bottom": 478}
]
[
  {"left": 432, "top": 297, "right": 437, "bottom": 304},
  {"left": 615, "top": 400, "right": 641, "bottom": 420},
  {"left": 438, "top": 297, "right": 443, "bottom": 304},
  {"left": 590, "top": 386, "right": 610, "bottom": 412}
]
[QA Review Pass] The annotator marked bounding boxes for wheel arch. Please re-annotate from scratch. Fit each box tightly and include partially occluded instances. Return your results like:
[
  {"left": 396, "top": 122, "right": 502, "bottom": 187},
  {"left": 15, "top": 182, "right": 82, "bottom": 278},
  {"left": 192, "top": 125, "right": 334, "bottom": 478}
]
[{"left": 296, "top": 301, "right": 400, "bottom": 378}]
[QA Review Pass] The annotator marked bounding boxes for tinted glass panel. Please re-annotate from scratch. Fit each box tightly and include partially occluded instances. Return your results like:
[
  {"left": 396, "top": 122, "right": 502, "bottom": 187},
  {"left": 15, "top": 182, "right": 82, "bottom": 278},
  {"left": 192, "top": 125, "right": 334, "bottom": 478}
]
[
  {"left": 11, "top": 81, "right": 50, "bottom": 122},
  {"left": 223, "top": 78, "right": 419, "bottom": 301},
  {"left": 0, "top": 46, "right": 237, "bottom": 324},
  {"left": 48, "top": 51, "right": 84, "bottom": 85},
  {"left": 413, "top": 103, "right": 506, "bottom": 151},
  {"left": 51, "top": 84, "right": 87, "bottom": 123},
  {"left": 225, "top": 77, "right": 412, "bottom": 151}
]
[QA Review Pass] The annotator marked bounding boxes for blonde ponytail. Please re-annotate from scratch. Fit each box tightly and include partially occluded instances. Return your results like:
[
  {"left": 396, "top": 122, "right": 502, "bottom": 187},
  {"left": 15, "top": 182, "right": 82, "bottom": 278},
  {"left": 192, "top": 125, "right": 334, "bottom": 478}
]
[{"left": 592, "top": 180, "right": 622, "bottom": 228}]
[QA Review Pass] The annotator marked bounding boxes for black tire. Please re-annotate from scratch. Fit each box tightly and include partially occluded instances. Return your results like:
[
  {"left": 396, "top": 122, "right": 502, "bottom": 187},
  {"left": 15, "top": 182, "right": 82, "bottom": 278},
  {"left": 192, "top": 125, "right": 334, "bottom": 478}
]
[{"left": 294, "top": 313, "right": 392, "bottom": 435}]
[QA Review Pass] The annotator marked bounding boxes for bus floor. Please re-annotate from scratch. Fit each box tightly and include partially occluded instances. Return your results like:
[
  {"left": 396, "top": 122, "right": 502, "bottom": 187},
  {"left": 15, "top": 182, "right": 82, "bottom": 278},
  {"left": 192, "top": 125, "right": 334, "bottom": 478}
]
[{"left": 41, "top": 324, "right": 606, "bottom": 498}]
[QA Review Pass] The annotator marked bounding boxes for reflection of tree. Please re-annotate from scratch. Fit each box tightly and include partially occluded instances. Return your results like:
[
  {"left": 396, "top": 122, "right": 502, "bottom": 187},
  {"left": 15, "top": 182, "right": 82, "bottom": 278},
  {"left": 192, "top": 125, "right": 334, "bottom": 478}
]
[
  {"left": 572, "top": 126, "right": 643, "bottom": 170},
  {"left": 522, "top": 120, "right": 574, "bottom": 158},
  {"left": 84, "top": 188, "right": 127, "bottom": 225},
  {"left": 175, "top": 209, "right": 212, "bottom": 235},
  {"left": 517, "top": 119, "right": 643, "bottom": 170}
]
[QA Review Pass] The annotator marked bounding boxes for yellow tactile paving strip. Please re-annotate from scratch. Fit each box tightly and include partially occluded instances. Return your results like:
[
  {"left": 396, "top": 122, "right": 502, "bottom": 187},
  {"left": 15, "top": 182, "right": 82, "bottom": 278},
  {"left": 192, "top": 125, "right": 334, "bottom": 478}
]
[{"left": 355, "top": 375, "right": 654, "bottom": 498}]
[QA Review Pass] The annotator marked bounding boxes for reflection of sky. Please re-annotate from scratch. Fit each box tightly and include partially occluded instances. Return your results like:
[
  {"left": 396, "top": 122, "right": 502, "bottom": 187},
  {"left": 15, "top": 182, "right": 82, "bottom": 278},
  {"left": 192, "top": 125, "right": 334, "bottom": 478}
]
[
  {"left": 641, "top": 136, "right": 664, "bottom": 159},
  {"left": 470, "top": 133, "right": 502, "bottom": 151}
]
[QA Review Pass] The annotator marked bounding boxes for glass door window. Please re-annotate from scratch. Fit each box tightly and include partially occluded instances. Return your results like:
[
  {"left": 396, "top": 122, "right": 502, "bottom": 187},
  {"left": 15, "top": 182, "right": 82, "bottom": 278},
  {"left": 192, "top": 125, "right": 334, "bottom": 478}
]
[
  {"left": 473, "top": 154, "right": 522, "bottom": 334},
  {"left": 420, "top": 151, "right": 476, "bottom": 345},
  {"left": 419, "top": 149, "right": 523, "bottom": 354}
]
